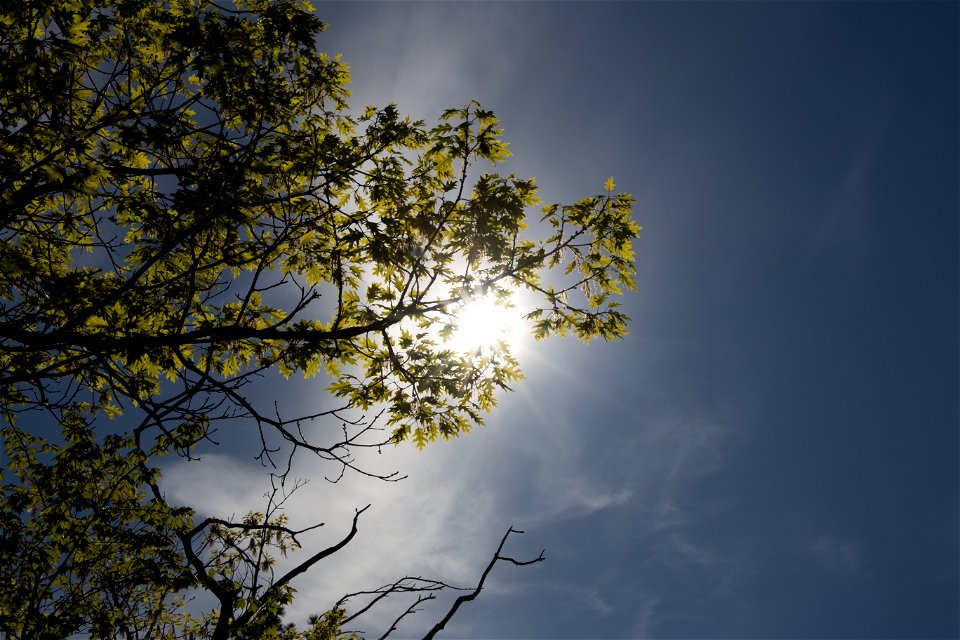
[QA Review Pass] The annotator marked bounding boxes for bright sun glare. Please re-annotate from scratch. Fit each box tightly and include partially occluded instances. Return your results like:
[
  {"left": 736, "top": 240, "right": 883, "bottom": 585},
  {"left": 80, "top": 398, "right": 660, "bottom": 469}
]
[{"left": 446, "top": 292, "right": 526, "bottom": 355}]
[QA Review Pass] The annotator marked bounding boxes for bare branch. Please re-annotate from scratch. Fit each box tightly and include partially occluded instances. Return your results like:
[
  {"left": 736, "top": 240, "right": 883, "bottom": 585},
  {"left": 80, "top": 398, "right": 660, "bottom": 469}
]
[
  {"left": 379, "top": 593, "right": 435, "bottom": 640},
  {"left": 421, "top": 527, "right": 544, "bottom": 640},
  {"left": 232, "top": 505, "right": 372, "bottom": 629}
]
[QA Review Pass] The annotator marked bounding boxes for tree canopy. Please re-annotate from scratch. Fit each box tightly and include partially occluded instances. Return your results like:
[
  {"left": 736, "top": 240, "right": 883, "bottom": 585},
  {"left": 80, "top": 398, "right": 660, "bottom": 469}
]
[{"left": 0, "top": 0, "right": 640, "bottom": 637}]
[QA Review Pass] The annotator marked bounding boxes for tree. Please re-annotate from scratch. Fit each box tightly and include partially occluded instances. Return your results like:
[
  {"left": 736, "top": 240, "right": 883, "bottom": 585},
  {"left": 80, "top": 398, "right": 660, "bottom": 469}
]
[{"left": 0, "top": 0, "right": 640, "bottom": 637}]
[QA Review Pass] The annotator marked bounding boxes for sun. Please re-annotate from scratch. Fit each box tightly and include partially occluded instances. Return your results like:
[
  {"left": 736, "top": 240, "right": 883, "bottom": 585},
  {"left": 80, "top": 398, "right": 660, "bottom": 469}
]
[{"left": 446, "top": 290, "right": 527, "bottom": 355}]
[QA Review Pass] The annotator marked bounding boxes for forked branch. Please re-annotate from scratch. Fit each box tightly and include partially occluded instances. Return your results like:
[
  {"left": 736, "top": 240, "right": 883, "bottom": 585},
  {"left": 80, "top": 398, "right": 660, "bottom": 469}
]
[{"left": 421, "top": 527, "right": 545, "bottom": 640}]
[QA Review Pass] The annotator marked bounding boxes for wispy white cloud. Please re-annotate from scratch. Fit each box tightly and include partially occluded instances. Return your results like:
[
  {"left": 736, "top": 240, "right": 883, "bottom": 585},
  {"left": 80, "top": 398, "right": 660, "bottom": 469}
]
[
  {"left": 161, "top": 359, "right": 742, "bottom": 638},
  {"left": 161, "top": 367, "right": 651, "bottom": 634},
  {"left": 630, "top": 591, "right": 663, "bottom": 639},
  {"left": 609, "top": 408, "right": 744, "bottom": 635},
  {"left": 794, "top": 116, "right": 890, "bottom": 274},
  {"left": 323, "top": 3, "right": 527, "bottom": 120},
  {"left": 163, "top": 443, "right": 499, "bottom": 632},
  {"left": 808, "top": 533, "right": 863, "bottom": 575},
  {"left": 162, "top": 453, "right": 274, "bottom": 518}
]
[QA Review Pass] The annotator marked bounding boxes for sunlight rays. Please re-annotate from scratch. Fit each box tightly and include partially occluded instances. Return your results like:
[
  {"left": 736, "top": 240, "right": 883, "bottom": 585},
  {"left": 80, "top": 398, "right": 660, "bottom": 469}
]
[{"left": 445, "top": 290, "right": 528, "bottom": 355}]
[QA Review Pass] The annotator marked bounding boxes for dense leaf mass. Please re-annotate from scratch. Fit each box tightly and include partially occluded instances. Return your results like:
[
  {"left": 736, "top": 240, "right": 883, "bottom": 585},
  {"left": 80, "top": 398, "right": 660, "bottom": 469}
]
[{"left": 0, "top": 0, "right": 639, "bottom": 637}]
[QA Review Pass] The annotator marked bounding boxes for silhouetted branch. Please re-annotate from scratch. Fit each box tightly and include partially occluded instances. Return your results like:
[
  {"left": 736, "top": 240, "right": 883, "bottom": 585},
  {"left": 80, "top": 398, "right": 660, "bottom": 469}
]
[
  {"left": 421, "top": 527, "right": 544, "bottom": 640},
  {"left": 380, "top": 593, "right": 436, "bottom": 640},
  {"left": 232, "top": 505, "right": 372, "bottom": 630},
  {"left": 338, "top": 577, "right": 461, "bottom": 626}
]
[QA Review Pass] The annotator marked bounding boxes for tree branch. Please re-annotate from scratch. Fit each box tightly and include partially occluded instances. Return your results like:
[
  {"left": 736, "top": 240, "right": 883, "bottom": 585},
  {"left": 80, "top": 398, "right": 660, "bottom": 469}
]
[
  {"left": 232, "top": 505, "right": 371, "bottom": 629},
  {"left": 421, "top": 527, "right": 544, "bottom": 640}
]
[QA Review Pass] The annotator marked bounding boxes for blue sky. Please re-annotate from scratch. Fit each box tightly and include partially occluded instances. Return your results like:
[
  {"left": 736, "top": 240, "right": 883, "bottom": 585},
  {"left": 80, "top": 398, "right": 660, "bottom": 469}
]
[{"left": 166, "top": 2, "right": 958, "bottom": 637}]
